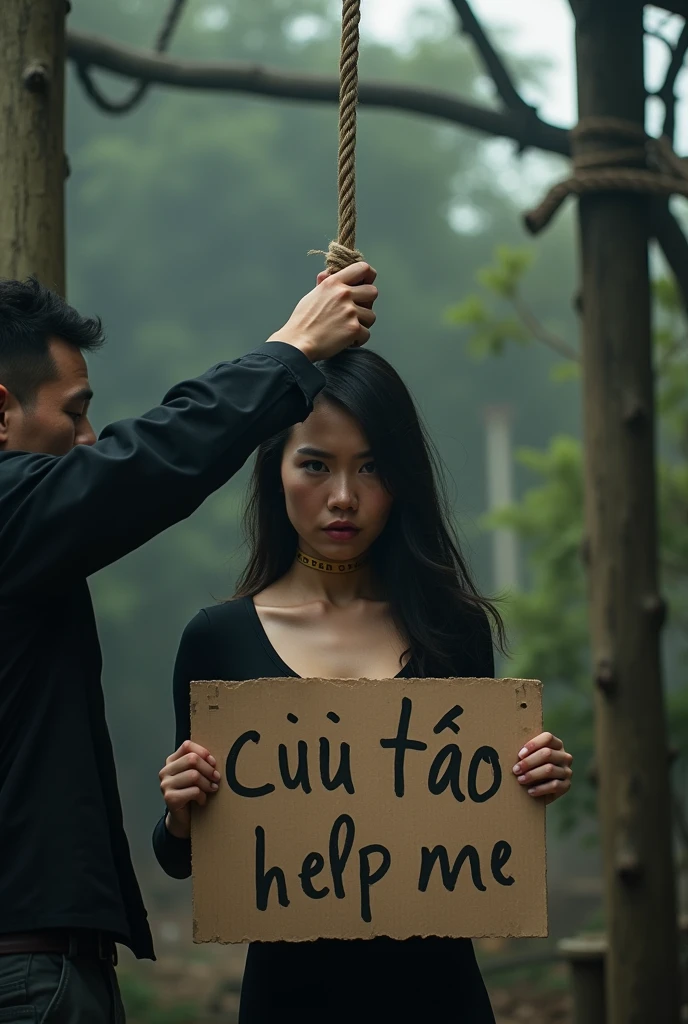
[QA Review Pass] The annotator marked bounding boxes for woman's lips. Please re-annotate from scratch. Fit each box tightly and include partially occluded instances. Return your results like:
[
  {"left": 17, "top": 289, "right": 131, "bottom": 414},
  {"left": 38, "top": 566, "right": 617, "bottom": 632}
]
[{"left": 323, "top": 526, "right": 360, "bottom": 542}]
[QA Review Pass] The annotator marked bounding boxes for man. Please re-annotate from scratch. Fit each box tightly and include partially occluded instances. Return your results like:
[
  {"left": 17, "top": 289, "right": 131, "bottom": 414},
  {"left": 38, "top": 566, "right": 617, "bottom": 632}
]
[{"left": 0, "top": 264, "right": 378, "bottom": 1021}]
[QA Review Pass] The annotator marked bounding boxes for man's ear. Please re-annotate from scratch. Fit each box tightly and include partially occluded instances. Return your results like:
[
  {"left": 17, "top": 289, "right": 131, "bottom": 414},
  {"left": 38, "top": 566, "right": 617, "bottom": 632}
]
[{"left": 0, "top": 385, "right": 10, "bottom": 445}]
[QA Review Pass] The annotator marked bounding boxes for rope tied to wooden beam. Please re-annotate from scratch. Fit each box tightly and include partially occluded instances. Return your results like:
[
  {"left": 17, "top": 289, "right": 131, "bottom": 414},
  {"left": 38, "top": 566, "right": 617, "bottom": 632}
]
[
  {"left": 75, "top": 0, "right": 188, "bottom": 115},
  {"left": 309, "top": 0, "right": 364, "bottom": 272},
  {"left": 524, "top": 117, "right": 688, "bottom": 234}
]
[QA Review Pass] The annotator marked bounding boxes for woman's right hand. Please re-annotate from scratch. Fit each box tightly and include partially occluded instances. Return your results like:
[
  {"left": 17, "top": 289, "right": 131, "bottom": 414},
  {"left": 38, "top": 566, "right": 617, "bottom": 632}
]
[{"left": 159, "top": 740, "right": 221, "bottom": 839}]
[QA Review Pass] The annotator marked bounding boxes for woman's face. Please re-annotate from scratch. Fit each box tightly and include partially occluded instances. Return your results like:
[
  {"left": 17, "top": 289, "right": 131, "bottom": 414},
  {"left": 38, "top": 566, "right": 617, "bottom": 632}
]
[{"left": 280, "top": 399, "right": 393, "bottom": 562}]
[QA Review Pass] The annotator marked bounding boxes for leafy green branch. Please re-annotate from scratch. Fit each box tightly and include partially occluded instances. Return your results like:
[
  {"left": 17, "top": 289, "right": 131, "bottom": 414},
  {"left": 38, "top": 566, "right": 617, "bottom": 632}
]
[
  {"left": 450, "top": 248, "right": 688, "bottom": 840},
  {"left": 446, "top": 245, "right": 580, "bottom": 363}
]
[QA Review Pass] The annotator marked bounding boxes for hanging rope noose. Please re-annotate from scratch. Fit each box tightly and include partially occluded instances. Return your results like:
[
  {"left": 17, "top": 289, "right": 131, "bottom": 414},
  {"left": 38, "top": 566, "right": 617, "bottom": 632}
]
[
  {"left": 75, "top": 0, "right": 188, "bottom": 115},
  {"left": 310, "top": 0, "right": 364, "bottom": 273}
]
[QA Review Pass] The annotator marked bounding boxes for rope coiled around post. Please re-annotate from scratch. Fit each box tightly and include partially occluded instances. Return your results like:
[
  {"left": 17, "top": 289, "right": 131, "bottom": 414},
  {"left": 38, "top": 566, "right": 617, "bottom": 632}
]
[{"left": 524, "top": 117, "right": 688, "bottom": 234}]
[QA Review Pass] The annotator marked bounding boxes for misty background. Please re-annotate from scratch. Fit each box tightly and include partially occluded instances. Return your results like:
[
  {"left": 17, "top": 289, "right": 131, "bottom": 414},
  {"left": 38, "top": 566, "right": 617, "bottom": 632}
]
[{"left": 65, "top": 0, "right": 660, "bottom": 969}]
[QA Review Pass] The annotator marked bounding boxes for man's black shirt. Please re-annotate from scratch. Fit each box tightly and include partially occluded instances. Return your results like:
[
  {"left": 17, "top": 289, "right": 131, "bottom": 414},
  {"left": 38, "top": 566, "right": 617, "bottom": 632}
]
[{"left": 0, "top": 343, "right": 324, "bottom": 959}]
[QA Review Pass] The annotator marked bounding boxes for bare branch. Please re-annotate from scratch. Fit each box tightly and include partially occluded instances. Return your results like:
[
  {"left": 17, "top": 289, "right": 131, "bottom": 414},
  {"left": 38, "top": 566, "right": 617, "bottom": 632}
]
[
  {"left": 510, "top": 295, "right": 581, "bottom": 362},
  {"left": 67, "top": 24, "right": 688, "bottom": 327},
  {"left": 446, "top": 0, "right": 532, "bottom": 113},
  {"left": 651, "top": 197, "right": 688, "bottom": 317},
  {"left": 66, "top": 30, "right": 571, "bottom": 156},
  {"left": 67, "top": 31, "right": 688, "bottom": 318},
  {"left": 657, "top": 20, "right": 688, "bottom": 138}
]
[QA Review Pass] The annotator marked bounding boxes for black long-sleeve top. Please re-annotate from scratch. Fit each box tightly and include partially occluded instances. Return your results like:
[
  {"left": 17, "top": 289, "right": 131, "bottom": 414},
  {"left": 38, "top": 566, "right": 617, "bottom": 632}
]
[
  {"left": 154, "top": 597, "right": 496, "bottom": 1022},
  {"left": 0, "top": 344, "right": 324, "bottom": 960}
]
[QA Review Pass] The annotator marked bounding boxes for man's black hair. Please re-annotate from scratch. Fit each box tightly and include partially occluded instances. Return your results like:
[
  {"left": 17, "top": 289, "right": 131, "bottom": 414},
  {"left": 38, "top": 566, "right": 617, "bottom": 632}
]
[{"left": 0, "top": 277, "right": 104, "bottom": 407}]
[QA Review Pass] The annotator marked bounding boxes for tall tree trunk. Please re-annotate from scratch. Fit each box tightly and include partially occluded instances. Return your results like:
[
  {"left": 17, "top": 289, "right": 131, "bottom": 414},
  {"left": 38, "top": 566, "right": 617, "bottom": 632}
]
[
  {"left": 572, "top": 1, "right": 680, "bottom": 1020},
  {"left": 0, "top": 0, "right": 66, "bottom": 293}
]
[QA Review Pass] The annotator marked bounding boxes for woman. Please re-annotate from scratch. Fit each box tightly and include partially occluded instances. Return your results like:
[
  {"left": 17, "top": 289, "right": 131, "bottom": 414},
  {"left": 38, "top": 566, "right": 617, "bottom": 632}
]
[{"left": 153, "top": 349, "right": 573, "bottom": 1023}]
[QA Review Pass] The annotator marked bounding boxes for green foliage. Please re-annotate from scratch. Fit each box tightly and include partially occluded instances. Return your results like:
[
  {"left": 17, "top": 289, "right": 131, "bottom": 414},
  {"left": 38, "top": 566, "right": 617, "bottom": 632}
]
[
  {"left": 476, "top": 245, "right": 534, "bottom": 299},
  {"left": 454, "top": 245, "right": 580, "bottom": 377},
  {"left": 118, "top": 970, "right": 198, "bottom": 1024},
  {"left": 485, "top": 435, "right": 593, "bottom": 832},
  {"left": 549, "top": 360, "right": 581, "bottom": 383},
  {"left": 446, "top": 247, "right": 537, "bottom": 357},
  {"left": 66, "top": 1, "right": 580, "bottom": 873},
  {"left": 458, "top": 252, "right": 688, "bottom": 835},
  {"left": 446, "top": 294, "right": 529, "bottom": 358}
]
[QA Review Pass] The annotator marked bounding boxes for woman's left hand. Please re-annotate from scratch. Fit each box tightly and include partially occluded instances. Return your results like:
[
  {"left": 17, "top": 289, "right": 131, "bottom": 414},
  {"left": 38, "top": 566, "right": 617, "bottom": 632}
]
[{"left": 513, "top": 732, "right": 573, "bottom": 805}]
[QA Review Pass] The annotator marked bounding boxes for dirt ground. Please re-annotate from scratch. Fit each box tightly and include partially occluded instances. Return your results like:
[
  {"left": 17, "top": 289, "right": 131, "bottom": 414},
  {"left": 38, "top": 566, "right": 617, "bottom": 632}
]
[
  {"left": 490, "top": 985, "right": 571, "bottom": 1024},
  {"left": 118, "top": 948, "right": 573, "bottom": 1023}
]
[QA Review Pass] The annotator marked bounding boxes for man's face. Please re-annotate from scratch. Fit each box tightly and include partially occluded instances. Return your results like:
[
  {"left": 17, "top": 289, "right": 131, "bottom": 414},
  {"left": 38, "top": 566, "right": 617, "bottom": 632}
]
[{"left": 0, "top": 338, "right": 96, "bottom": 455}]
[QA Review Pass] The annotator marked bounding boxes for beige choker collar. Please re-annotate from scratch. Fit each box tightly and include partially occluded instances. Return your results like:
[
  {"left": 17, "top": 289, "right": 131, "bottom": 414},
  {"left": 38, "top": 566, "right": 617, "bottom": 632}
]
[{"left": 296, "top": 550, "right": 368, "bottom": 574}]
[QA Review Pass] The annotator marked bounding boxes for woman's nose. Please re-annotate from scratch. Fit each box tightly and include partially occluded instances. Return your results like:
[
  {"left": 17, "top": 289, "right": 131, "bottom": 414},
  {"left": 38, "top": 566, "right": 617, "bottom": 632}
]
[{"left": 328, "top": 477, "right": 358, "bottom": 512}]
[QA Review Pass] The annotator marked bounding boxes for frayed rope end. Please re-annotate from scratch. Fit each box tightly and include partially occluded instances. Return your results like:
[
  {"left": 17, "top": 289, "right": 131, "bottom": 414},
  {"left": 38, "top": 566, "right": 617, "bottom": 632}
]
[{"left": 308, "top": 240, "right": 364, "bottom": 274}]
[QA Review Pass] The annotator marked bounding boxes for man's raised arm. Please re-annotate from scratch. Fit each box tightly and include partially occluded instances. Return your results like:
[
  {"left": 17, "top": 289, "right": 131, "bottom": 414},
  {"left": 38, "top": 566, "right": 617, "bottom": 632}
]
[{"left": 0, "top": 263, "right": 378, "bottom": 599}]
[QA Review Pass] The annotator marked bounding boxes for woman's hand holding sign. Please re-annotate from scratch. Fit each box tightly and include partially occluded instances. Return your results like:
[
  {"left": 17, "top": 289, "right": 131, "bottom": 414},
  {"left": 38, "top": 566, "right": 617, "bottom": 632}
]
[
  {"left": 160, "top": 740, "right": 221, "bottom": 838},
  {"left": 160, "top": 729, "right": 571, "bottom": 842},
  {"left": 513, "top": 732, "right": 573, "bottom": 804}
]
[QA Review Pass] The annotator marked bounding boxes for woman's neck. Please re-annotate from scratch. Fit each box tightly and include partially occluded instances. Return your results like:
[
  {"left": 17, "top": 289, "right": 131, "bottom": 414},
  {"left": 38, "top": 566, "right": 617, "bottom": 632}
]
[{"left": 283, "top": 544, "right": 377, "bottom": 606}]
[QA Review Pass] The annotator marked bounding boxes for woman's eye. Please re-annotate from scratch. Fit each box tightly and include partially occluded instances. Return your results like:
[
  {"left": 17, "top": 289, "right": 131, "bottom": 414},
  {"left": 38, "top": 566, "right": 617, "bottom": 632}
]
[
  {"left": 302, "top": 460, "right": 328, "bottom": 473},
  {"left": 67, "top": 412, "right": 83, "bottom": 423},
  {"left": 360, "top": 462, "right": 377, "bottom": 474}
]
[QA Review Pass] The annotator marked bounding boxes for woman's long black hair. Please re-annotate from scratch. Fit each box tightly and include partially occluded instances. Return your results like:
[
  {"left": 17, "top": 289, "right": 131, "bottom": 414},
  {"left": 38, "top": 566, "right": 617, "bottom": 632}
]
[{"left": 235, "top": 348, "right": 506, "bottom": 673}]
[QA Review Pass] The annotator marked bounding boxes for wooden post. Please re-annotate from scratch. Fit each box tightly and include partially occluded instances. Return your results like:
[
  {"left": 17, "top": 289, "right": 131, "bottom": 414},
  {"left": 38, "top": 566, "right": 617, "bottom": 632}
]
[
  {"left": 484, "top": 404, "right": 519, "bottom": 594},
  {"left": 558, "top": 936, "right": 606, "bottom": 1024},
  {"left": 0, "top": 0, "right": 67, "bottom": 293},
  {"left": 572, "top": 0, "right": 680, "bottom": 1020}
]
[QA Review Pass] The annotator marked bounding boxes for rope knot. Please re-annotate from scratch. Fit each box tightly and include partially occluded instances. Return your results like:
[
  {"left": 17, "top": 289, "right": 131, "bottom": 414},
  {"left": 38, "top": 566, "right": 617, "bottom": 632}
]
[
  {"left": 524, "top": 116, "right": 688, "bottom": 234},
  {"left": 309, "top": 241, "right": 365, "bottom": 274}
]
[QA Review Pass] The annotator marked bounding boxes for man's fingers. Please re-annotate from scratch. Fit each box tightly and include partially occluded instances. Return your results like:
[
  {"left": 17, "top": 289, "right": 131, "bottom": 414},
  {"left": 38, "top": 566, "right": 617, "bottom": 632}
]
[
  {"left": 354, "top": 304, "right": 377, "bottom": 329},
  {"left": 350, "top": 283, "right": 379, "bottom": 309},
  {"left": 350, "top": 325, "right": 371, "bottom": 348},
  {"left": 316, "top": 270, "right": 329, "bottom": 286},
  {"left": 334, "top": 261, "right": 377, "bottom": 286},
  {"left": 161, "top": 752, "right": 220, "bottom": 782}
]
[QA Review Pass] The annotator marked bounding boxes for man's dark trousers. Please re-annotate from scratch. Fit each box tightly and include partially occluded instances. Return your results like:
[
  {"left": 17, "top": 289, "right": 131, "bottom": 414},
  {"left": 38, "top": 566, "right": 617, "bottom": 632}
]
[
  {"left": 0, "top": 343, "right": 326, "bottom": 1021},
  {"left": 0, "top": 952, "right": 124, "bottom": 1022}
]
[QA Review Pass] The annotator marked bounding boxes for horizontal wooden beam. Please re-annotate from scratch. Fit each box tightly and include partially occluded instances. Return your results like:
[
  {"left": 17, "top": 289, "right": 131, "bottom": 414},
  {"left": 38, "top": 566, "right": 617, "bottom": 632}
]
[{"left": 66, "top": 30, "right": 571, "bottom": 156}]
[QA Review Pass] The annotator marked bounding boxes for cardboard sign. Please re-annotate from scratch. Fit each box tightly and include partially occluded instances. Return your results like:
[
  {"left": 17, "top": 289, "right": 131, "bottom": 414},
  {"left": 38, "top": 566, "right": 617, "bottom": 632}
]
[{"left": 191, "top": 677, "right": 546, "bottom": 943}]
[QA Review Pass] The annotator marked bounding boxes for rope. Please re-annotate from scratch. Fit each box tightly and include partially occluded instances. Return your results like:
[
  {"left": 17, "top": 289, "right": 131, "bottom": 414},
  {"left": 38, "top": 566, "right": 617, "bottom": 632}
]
[
  {"left": 75, "top": 0, "right": 188, "bottom": 115},
  {"left": 524, "top": 117, "right": 688, "bottom": 234},
  {"left": 310, "top": 0, "right": 364, "bottom": 273}
]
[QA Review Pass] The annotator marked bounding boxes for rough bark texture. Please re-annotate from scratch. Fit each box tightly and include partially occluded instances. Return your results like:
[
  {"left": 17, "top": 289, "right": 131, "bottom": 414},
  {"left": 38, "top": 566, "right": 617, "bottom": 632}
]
[
  {"left": 0, "top": 0, "right": 66, "bottom": 293},
  {"left": 572, "top": 0, "right": 680, "bottom": 1020}
]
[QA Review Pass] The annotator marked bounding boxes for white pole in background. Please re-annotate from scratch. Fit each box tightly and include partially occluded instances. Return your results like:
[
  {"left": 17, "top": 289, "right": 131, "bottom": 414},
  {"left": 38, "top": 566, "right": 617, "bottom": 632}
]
[{"left": 484, "top": 404, "right": 518, "bottom": 594}]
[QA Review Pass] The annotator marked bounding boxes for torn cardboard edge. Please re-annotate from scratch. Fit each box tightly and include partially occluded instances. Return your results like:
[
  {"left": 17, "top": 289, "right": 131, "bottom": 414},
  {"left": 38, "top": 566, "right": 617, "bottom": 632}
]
[{"left": 191, "top": 676, "right": 547, "bottom": 943}]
